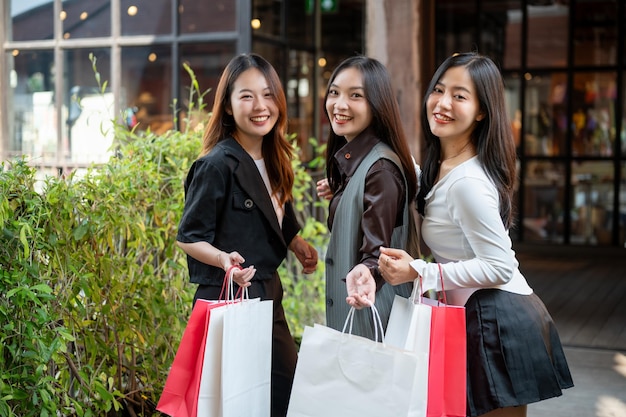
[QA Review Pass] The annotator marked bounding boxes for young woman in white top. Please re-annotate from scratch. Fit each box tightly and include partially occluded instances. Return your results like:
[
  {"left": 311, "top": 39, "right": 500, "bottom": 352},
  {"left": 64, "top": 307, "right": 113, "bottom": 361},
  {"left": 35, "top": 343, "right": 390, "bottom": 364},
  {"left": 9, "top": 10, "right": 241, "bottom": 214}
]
[{"left": 346, "top": 52, "right": 573, "bottom": 417}]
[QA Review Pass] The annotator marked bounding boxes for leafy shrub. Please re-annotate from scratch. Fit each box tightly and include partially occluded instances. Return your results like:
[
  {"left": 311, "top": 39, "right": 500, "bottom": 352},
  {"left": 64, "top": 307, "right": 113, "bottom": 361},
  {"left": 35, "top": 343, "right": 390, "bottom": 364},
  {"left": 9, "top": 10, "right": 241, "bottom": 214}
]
[{"left": 0, "top": 88, "right": 328, "bottom": 415}]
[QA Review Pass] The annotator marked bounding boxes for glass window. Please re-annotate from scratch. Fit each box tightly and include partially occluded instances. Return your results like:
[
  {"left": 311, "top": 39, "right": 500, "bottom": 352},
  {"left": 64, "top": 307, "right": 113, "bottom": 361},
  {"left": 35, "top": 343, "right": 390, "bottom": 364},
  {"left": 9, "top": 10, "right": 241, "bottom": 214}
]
[
  {"left": 252, "top": 0, "right": 282, "bottom": 38},
  {"left": 121, "top": 46, "right": 173, "bottom": 135},
  {"left": 527, "top": 3, "right": 568, "bottom": 68},
  {"left": 6, "top": 49, "right": 56, "bottom": 161},
  {"left": 481, "top": 0, "right": 522, "bottom": 70},
  {"left": 122, "top": 0, "right": 172, "bottom": 36},
  {"left": 179, "top": 43, "right": 236, "bottom": 131},
  {"left": 621, "top": 163, "right": 626, "bottom": 246},
  {"left": 571, "top": 161, "right": 614, "bottom": 245},
  {"left": 573, "top": 0, "right": 618, "bottom": 66},
  {"left": 622, "top": 71, "right": 626, "bottom": 156},
  {"left": 10, "top": 0, "right": 54, "bottom": 42},
  {"left": 523, "top": 161, "right": 566, "bottom": 243},
  {"left": 61, "top": 0, "right": 111, "bottom": 39},
  {"left": 286, "top": 50, "right": 315, "bottom": 161},
  {"left": 503, "top": 74, "right": 522, "bottom": 151},
  {"left": 64, "top": 48, "right": 113, "bottom": 164},
  {"left": 434, "top": 0, "right": 476, "bottom": 64},
  {"left": 571, "top": 72, "right": 617, "bottom": 157},
  {"left": 179, "top": 0, "right": 236, "bottom": 34},
  {"left": 286, "top": 2, "right": 314, "bottom": 46},
  {"left": 524, "top": 71, "right": 567, "bottom": 157}
]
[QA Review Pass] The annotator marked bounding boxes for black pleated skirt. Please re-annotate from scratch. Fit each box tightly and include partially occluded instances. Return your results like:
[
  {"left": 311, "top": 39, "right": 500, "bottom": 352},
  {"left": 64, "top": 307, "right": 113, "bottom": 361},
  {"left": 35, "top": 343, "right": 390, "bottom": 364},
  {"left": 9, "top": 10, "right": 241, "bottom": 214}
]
[{"left": 465, "top": 289, "right": 574, "bottom": 416}]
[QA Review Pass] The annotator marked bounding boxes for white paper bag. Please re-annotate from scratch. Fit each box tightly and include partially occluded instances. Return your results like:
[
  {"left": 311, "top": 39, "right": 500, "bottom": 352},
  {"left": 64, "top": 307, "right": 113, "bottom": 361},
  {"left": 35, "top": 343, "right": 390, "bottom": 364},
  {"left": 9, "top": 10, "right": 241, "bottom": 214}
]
[
  {"left": 385, "top": 293, "right": 432, "bottom": 417},
  {"left": 221, "top": 298, "right": 273, "bottom": 417},
  {"left": 287, "top": 306, "right": 422, "bottom": 417}
]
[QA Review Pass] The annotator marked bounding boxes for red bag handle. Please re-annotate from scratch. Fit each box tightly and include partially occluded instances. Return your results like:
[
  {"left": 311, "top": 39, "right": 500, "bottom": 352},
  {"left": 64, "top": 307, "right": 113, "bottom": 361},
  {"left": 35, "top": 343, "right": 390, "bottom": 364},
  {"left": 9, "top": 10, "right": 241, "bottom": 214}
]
[
  {"left": 437, "top": 263, "right": 448, "bottom": 305},
  {"left": 219, "top": 264, "right": 244, "bottom": 301}
]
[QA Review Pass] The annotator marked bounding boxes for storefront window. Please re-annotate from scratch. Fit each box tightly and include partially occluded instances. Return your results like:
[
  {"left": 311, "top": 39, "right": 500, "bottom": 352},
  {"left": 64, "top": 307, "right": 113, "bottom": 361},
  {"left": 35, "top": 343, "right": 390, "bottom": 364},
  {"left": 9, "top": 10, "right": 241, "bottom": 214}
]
[
  {"left": 64, "top": 48, "right": 113, "bottom": 164},
  {"left": 179, "top": 0, "right": 236, "bottom": 34},
  {"left": 503, "top": 74, "right": 522, "bottom": 151},
  {"left": 252, "top": 0, "right": 281, "bottom": 38},
  {"left": 6, "top": 49, "right": 56, "bottom": 160},
  {"left": 61, "top": 0, "right": 111, "bottom": 39},
  {"left": 121, "top": 0, "right": 172, "bottom": 36},
  {"left": 524, "top": 71, "right": 567, "bottom": 157},
  {"left": 527, "top": 3, "right": 568, "bottom": 68},
  {"left": 571, "top": 161, "right": 614, "bottom": 245},
  {"left": 10, "top": 0, "right": 54, "bottom": 42},
  {"left": 573, "top": 0, "right": 618, "bottom": 67},
  {"left": 122, "top": 46, "right": 173, "bottom": 135},
  {"left": 523, "top": 161, "right": 566, "bottom": 243},
  {"left": 179, "top": 43, "right": 236, "bottom": 131},
  {"left": 481, "top": 0, "right": 522, "bottom": 70},
  {"left": 571, "top": 72, "right": 617, "bottom": 157}
]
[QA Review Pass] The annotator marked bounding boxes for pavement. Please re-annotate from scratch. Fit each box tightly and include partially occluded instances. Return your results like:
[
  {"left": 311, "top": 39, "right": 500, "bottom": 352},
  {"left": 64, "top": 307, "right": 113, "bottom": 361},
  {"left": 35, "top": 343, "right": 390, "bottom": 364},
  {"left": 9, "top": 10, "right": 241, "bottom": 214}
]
[{"left": 527, "top": 346, "right": 626, "bottom": 417}]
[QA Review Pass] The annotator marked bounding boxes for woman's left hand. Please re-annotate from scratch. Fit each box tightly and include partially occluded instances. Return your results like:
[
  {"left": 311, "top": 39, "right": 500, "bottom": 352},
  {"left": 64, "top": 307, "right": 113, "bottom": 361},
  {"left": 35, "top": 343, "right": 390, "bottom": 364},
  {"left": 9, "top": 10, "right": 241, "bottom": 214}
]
[
  {"left": 378, "top": 246, "right": 419, "bottom": 285},
  {"left": 289, "top": 235, "right": 318, "bottom": 274}
]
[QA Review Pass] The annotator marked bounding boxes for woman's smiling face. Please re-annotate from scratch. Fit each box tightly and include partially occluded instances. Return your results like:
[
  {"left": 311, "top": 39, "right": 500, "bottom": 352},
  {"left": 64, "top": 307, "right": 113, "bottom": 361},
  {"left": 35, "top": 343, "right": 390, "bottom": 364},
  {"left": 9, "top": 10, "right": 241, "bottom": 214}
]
[
  {"left": 325, "top": 67, "right": 373, "bottom": 142},
  {"left": 426, "top": 65, "right": 484, "bottom": 143},
  {"left": 228, "top": 67, "right": 279, "bottom": 143}
]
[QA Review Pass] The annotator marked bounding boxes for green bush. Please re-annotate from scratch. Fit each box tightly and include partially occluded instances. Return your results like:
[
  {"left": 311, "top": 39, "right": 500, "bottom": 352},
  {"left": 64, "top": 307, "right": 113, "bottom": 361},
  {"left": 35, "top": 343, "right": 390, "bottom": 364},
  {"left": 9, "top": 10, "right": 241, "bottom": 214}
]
[{"left": 0, "top": 119, "right": 328, "bottom": 414}]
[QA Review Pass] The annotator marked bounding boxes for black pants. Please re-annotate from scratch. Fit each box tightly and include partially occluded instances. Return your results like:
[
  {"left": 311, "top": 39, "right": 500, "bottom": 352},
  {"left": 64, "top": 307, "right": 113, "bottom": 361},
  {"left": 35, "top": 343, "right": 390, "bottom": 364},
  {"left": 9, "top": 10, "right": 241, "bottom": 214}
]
[{"left": 194, "top": 274, "right": 298, "bottom": 417}]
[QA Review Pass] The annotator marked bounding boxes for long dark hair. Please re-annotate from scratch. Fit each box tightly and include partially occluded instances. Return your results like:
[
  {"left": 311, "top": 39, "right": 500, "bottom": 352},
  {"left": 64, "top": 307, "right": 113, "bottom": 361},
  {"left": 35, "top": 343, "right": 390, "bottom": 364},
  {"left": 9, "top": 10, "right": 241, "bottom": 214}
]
[
  {"left": 324, "top": 55, "right": 417, "bottom": 200},
  {"left": 201, "top": 53, "right": 294, "bottom": 205},
  {"left": 417, "top": 52, "right": 517, "bottom": 228}
]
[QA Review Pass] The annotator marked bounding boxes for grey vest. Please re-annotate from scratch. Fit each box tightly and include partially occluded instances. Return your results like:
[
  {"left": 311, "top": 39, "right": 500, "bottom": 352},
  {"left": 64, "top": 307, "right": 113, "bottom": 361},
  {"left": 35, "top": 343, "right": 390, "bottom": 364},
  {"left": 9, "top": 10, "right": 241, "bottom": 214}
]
[{"left": 325, "top": 142, "right": 413, "bottom": 340}]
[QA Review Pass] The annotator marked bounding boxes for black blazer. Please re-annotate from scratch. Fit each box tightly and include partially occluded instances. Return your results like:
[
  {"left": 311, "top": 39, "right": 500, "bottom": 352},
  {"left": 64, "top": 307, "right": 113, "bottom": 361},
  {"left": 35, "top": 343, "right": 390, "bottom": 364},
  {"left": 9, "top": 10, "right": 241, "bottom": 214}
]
[{"left": 176, "top": 137, "right": 300, "bottom": 285}]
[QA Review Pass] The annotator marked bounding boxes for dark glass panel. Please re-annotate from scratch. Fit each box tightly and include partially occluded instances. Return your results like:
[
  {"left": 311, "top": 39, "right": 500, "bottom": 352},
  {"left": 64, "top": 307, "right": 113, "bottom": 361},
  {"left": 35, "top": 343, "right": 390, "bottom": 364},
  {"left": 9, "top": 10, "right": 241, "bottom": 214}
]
[
  {"left": 527, "top": 3, "right": 568, "bottom": 68},
  {"left": 61, "top": 0, "right": 111, "bottom": 39},
  {"left": 121, "top": 0, "right": 172, "bottom": 36},
  {"left": 6, "top": 50, "right": 56, "bottom": 160},
  {"left": 573, "top": 0, "right": 618, "bottom": 66},
  {"left": 122, "top": 46, "right": 173, "bottom": 135},
  {"left": 10, "top": 0, "right": 54, "bottom": 41},
  {"left": 571, "top": 161, "right": 614, "bottom": 245},
  {"left": 524, "top": 71, "right": 567, "bottom": 156},
  {"left": 179, "top": 43, "right": 236, "bottom": 131},
  {"left": 571, "top": 72, "right": 617, "bottom": 157},
  {"left": 523, "top": 161, "right": 566, "bottom": 243},
  {"left": 179, "top": 0, "right": 236, "bottom": 34}
]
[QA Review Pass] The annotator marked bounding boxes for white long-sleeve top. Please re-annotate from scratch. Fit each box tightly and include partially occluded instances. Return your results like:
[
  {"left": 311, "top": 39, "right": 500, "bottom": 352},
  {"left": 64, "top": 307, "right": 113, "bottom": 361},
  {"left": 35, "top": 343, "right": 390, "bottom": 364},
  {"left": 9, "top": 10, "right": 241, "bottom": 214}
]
[{"left": 410, "top": 156, "right": 533, "bottom": 306}]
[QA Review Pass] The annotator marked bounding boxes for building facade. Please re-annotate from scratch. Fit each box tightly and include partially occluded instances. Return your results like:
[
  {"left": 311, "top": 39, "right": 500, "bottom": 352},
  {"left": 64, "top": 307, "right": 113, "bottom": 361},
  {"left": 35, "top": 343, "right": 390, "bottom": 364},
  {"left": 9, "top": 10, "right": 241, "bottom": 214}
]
[{"left": 1, "top": 0, "right": 625, "bottom": 247}]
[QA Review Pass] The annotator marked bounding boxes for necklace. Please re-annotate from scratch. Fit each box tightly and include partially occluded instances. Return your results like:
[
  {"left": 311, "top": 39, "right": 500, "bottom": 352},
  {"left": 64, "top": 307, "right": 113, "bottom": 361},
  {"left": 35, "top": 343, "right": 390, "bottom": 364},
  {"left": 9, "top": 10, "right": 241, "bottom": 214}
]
[{"left": 438, "top": 141, "right": 472, "bottom": 164}]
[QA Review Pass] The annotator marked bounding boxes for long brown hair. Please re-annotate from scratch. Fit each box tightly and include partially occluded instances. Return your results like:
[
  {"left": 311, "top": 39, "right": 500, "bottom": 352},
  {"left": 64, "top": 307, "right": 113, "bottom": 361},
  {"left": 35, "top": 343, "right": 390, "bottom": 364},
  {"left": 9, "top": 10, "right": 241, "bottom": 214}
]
[
  {"left": 323, "top": 55, "right": 418, "bottom": 200},
  {"left": 417, "top": 52, "right": 517, "bottom": 228},
  {"left": 201, "top": 53, "right": 294, "bottom": 205}
]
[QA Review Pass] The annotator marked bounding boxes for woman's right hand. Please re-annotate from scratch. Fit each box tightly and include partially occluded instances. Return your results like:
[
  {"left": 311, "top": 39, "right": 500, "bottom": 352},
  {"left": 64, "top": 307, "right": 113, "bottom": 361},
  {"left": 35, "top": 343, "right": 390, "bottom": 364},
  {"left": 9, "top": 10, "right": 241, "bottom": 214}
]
[
  {"left": 316, "top": 178, "right": 333, "bottom": 200},
  {"left": 229, "top": 265, "right": 256, "bottom": 288},
  {"left": 345, "top": 264, "right": 376, "bottom": 309}
]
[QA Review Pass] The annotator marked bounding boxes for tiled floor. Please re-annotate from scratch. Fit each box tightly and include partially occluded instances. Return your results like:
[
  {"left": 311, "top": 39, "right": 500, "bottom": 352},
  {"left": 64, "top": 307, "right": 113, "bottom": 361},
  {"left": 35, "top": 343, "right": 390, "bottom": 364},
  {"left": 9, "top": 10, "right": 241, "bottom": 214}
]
[{"left": 514, "top": 243, "right": 626, "bottom": 417}]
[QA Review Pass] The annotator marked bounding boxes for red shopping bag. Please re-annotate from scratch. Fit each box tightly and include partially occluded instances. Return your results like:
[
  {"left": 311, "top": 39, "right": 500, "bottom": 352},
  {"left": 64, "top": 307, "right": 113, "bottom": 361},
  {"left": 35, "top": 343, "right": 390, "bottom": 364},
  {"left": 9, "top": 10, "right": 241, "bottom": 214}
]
[
  {"left": 156, "top": 299, "right": 228, "bottom": 416},
  {"left": 157, "top": 266, "right": 241, "bottom": 417},
  {"left": 424, "top": 264, "right": 466, "bottom": 417}
]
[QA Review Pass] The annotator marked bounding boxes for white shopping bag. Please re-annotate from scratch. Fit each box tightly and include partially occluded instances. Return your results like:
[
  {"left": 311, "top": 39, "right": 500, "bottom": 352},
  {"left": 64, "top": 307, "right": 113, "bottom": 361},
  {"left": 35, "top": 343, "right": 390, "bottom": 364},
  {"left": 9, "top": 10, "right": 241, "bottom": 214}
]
[
  {"left": 287, "top": 306, "right": 422, "bottom": 417},
  {"left": 385, "top": 282, "right": 432, "bottom": 417}
]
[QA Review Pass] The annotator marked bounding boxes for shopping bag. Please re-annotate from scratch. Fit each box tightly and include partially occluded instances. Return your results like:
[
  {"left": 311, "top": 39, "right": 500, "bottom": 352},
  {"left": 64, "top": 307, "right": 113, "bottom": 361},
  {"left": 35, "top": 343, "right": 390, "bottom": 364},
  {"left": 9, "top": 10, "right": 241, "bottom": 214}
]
[
  {"left": 385, "top": 281, "right": 432, "bottom": 417},
  {"left": 156, "top": 298, "right": 228, "bottom": 417},
  {"left": 425, "top": 264, "right": 466, "bottom": 417},
  {"left": 220, "top": 297, "right": 272, "bottom": 417},
  {"left": 159, "top": 265, "right": 273, "bottom": 417},
  {"left": 287, "top": 305, "right": 422, "bottom": 417}
]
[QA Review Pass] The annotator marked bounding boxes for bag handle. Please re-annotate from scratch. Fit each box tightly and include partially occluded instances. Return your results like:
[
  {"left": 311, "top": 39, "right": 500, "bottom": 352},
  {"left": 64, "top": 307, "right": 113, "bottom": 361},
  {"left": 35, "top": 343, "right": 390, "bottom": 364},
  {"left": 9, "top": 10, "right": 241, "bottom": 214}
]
[
  {"left": 219, "top": 265, "right": 245, "bottom": 302},
  {"left": 412, "top": 263, "right": 447, "bottom": 305},
  {"left": 342, "top": 303, "right": 385, "bottom": 343},
  {"left": 437, "top": 263, "right": 448, "bottom": 305}
]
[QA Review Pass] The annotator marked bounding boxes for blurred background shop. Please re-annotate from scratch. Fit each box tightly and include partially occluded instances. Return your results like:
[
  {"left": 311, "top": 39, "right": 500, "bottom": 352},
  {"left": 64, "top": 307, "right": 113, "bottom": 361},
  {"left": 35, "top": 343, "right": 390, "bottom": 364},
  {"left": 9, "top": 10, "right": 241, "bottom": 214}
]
[{"left": 1, "top": 0, "right": 625, "bottom": 247}]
